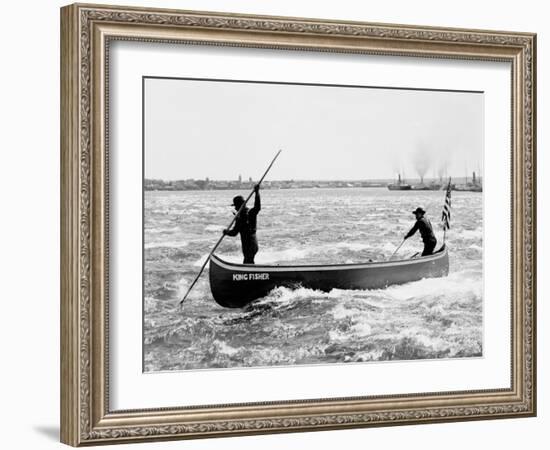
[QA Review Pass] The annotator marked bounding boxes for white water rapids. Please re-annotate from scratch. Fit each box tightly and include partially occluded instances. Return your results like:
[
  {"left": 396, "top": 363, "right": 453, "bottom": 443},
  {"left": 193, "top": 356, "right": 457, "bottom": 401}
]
[{"left": 143, "top": 187, "right": 482, "bottom": 372}]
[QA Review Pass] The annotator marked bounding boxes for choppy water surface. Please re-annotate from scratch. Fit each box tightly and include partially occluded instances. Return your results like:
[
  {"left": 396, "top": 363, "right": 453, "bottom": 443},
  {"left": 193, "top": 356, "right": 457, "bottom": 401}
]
[{"left": 144, "top": 188, "right": 482, "bottom": 372}]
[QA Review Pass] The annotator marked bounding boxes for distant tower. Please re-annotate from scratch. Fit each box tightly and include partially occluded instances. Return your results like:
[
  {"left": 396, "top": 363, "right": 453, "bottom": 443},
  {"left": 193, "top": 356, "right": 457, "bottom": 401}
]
[
  {"left": 249, "top": 176, "right": 252, "bottom": 182},
  {"left": 238, "top": 174, "right": 242, "bottom": 183}
]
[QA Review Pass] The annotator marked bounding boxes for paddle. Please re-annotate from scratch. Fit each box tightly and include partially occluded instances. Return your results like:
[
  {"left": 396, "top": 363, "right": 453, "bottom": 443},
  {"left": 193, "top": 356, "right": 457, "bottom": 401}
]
[
  {"left": 178, "top": 149, "right": 282, "bottom": 306},
  {"left": 389, "top": 238, "right": 406, "bottom": 261}
]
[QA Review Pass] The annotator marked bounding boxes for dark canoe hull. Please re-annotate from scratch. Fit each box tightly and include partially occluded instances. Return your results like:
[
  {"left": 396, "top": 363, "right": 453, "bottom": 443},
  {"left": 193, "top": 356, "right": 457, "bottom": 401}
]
[{"left": 209, "top": 245, "right": 449, "bottom": 308}]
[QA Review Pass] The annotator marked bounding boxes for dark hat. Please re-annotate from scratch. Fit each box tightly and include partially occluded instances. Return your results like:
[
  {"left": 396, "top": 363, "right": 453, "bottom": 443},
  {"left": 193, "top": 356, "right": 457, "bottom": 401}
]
[
  {"left": 412, "top": 207, "right": 426, "bottom": 215},
  {"left": 231, "top": 195, "right": 245, "bottom": 207}
]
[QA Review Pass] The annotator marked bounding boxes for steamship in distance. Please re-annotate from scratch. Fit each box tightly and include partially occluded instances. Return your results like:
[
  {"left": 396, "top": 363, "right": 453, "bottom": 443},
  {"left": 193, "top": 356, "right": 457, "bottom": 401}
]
[
  {"left": 410, "top": 173, "right": 442, "bottom": 191},
  {"left": 387, "top": 172, "right": 482, "bottom": 192},
  {"left": 387, "top": 174, "right": 412, "bottom": 191},
  {"left": 453, "top": 172, "right": 482, "bottom": 192}
]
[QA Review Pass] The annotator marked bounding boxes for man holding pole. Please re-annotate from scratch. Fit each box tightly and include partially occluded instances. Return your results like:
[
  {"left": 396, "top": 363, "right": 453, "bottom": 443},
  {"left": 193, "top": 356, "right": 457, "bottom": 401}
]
[
  {"left": 404, "top": 207, "right": 437, "bottom": 256},
  {"left": 179, "top": 150, "right": 280, "bottom": 305},
  {"left": 223, "top": 184, "right": 261, "bottom": 264}
]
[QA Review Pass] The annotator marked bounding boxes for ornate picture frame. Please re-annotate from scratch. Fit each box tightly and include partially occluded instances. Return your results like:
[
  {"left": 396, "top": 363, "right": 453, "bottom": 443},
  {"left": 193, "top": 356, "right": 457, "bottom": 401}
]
[{"left": 60, "top": 3, "right": 536, "bottom": 446}]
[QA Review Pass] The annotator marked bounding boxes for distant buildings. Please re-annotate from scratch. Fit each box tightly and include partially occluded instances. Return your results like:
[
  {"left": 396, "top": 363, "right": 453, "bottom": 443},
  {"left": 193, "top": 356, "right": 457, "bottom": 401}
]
[
  {"left": 143, "top": 176, "right": 481, "bottom": 192},
  {"left": 144, "top": 178, "right": 386, "bottom": 191}
]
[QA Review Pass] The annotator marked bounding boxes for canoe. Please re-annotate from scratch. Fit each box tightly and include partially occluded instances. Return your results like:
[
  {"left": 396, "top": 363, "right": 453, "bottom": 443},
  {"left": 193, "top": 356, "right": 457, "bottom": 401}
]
[{"left": 209, "top": 245, "right": 449, "bottom": 308}]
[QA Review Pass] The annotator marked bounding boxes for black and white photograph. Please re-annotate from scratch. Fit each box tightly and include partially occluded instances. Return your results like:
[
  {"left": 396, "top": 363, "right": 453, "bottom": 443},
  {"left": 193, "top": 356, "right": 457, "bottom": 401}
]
[{"left": 143, "top": 77, "right": 484, "bottom": 372}]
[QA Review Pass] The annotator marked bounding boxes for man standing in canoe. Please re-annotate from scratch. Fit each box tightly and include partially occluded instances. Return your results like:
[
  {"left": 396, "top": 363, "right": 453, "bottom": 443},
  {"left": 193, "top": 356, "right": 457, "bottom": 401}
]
[
  {"left": 223, "top": 184, "right": 261, "bottom": 264},
  {"left": 404, "top": 207, "right": 437, "bottom": 256}
]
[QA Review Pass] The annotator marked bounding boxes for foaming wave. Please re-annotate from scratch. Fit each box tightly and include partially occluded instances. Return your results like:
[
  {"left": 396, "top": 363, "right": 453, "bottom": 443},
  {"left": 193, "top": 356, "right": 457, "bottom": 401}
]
[
  {"left": 333, "top": 242, "right": 371, "bottom": 251},
  {"left": 329, "top": 322, "right": 373, "bottom": 342},
  {"left": 175, "top": 277, "right": 189, "bottom": 299},
  {"left": 381, "top": 271, "right": 482, "bottom": 302},
  {"left": 331, "top": 303, "right": 365, "bottom": 320},
  {"left": 205, "top": 224, "right": 224, "bottom": 232},
  {"left": 254, "top": 270, "right": 480, "bottom": 309},
  {"left": 146, "top": 226, "right": 180, "bottom": 235},
  {"left": 256, "top": 247, "right": 312, "bottom": 263},
  {"left": 393, "top": 325, "right": 482, "bottom": 358},
  {"left": 216, "top": 247, "right": 312, "bottom": 265},
  {"left": 145, "top": 240, "right": 188, "bottom": 249},
  {"left": 460, "top": 228, "right": 483, "bottom": 240},
  {"left": 193, "top": 253, "right": 212, "bottom": 267},
  {"left": 253, "top": 286, "right": 318, "bottom": 307},
  {"left": 212, "top": 340, "right": 241, "bottom": 356},
  {"left": 249, "top": 286, "right": 337, "bottom": 312}
]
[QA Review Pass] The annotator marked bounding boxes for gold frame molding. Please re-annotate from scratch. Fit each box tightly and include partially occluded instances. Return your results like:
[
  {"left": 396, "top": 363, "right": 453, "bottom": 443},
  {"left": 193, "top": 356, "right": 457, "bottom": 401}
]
[{"left": 60, "top": 3, "right": 536, "bottom": 446}]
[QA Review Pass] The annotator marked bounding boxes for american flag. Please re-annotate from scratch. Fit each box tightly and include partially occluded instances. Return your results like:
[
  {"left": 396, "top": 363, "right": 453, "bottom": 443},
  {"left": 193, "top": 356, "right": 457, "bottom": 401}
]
[{"left": 441, "top": 179, "right": 452, "bottom": 230}]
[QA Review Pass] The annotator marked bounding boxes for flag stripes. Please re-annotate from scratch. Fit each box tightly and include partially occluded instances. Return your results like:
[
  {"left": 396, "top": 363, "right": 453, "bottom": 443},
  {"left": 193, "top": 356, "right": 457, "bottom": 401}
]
[{"left": 441, "top": 179, "right": 452, "bottom": 230}]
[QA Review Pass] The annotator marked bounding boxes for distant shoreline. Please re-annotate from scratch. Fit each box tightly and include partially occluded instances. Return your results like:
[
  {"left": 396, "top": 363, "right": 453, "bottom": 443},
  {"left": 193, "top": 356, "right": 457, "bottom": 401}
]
[
  {"left": 144, "top": 177, "right": 475, "bottom": 192},
  {"left": 145, "top": 185, "right": 387, "bottom": 192}
]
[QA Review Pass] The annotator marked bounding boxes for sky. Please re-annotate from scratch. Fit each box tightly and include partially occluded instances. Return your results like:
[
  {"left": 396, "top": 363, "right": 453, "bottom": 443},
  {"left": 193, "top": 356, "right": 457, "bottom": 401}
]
[{"left": 144, "top": 77, "right": 483, "bottom": 181}]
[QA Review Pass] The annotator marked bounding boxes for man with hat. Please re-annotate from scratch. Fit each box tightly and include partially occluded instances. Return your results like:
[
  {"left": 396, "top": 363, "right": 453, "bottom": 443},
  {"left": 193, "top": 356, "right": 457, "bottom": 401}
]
[
  {"left": 223, "top": 184, "right": 261, "bottom": 264},
  {"left": 404, "top": 207, "right": 437, "bottom": 256}
]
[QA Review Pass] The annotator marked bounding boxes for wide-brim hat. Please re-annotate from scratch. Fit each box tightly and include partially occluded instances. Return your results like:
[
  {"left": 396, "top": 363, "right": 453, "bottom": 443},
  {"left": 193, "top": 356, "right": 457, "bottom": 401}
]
[
  {"left": 231, "top": 195, "right": 245, "bottom": 207},
  {"left": 412, "top": 207, "right": 426, "bottom": 215}
]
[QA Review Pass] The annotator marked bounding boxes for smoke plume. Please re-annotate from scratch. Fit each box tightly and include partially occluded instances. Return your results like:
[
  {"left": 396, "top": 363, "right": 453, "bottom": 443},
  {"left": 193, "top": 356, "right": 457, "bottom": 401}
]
[{"left": 413, "top": 144, "right": 431, "bottom": 184}]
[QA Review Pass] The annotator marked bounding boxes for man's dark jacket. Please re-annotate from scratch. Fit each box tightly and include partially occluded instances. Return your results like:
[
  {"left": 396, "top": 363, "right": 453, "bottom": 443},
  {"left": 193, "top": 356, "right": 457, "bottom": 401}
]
[
  {"left": 405, "top": 216, "right": 436, "bottom": 243},
  {"left": 226, "top": 192, "right": 261, "bottom": 261}
]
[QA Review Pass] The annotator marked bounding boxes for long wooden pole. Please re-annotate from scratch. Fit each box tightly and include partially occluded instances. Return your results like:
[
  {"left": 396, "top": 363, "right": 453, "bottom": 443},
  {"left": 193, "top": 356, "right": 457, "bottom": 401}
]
[
  {"left": 179, "top": 150, "right": 282, "bottom": 306},
  {"left": 389, "top": 239, "right": 405, "bottom": 261}
]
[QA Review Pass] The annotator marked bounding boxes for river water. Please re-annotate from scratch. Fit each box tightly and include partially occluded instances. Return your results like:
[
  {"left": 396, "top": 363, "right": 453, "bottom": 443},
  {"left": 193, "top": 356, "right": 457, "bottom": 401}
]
[{"left": 143, "top": 187, "right": 483, "bottom": 372}]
